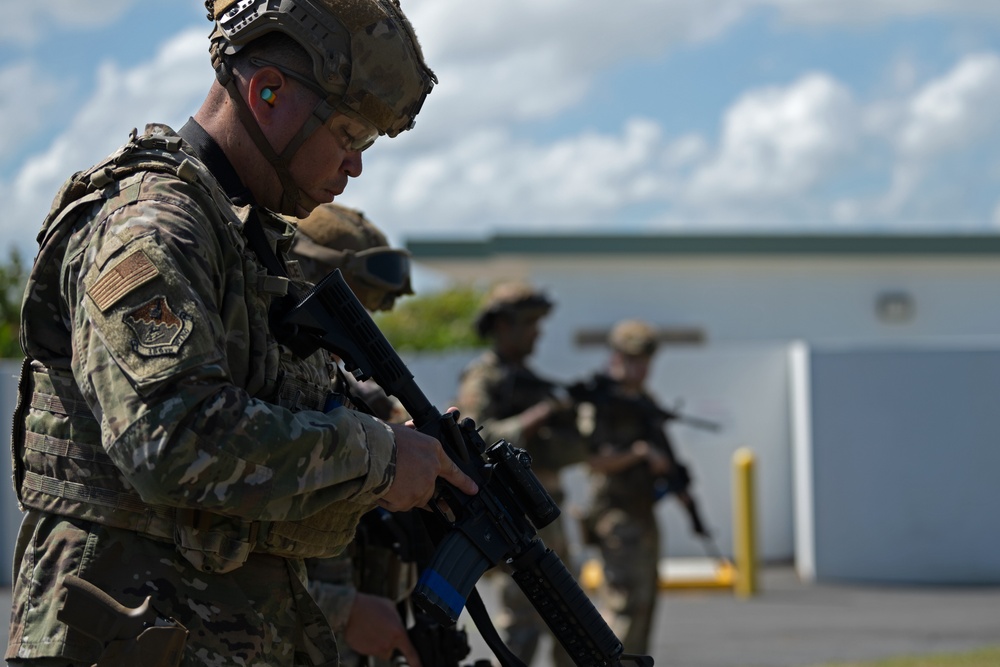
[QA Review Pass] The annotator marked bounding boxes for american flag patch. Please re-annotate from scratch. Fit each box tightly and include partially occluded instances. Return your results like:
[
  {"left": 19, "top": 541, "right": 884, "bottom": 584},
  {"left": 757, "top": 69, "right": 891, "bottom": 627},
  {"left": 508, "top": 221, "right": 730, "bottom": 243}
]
[{"left": 88, "top": 249, "right": 159, "bottom": 312}]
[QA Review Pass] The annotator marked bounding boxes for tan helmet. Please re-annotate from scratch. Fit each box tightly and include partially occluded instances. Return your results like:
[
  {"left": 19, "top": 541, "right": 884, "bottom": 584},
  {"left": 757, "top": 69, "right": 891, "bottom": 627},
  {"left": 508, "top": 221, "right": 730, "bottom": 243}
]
[
  {"left": 290, "top": 203, "right": 413, "bottom": 310},
  {"left": 208, "top": 0, "right": 435, "bottom": 136},
  {"left": 206, "top": 0, "right": 436, "bottom": 213},
  {"left": 475, "top": 281, "right": 553, "bottom": 338},
  {"left": 608, "top": 319, "right": 658, "bottom": 356}
]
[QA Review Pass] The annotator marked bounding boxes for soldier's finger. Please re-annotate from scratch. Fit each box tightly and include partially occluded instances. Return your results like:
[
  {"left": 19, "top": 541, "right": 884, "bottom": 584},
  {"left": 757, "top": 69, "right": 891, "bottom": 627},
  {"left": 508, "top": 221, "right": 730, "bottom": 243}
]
[
  {"left": 439, "top": 455, "right": 478, "bottom": 496},
  {"left": 396, "top": 634, "right": 422, "bottom": 667}
]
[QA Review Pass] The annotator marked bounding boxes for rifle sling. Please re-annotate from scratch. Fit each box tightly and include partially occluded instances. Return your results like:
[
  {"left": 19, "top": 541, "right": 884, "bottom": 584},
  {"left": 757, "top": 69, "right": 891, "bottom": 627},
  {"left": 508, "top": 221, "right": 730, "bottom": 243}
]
[{"left": 466, "top": 587, "right": 527, "bottom": 667}]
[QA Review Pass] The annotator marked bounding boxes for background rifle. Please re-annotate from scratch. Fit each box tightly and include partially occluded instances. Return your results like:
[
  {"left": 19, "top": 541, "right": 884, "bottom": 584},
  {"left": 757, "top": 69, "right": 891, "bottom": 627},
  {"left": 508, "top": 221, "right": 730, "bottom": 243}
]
[
  {"left": 277, "top": 269, "right": 652, "bottom": 667},
  {"left": 566, "top": 378, "right": 719, "bottom": 538}
]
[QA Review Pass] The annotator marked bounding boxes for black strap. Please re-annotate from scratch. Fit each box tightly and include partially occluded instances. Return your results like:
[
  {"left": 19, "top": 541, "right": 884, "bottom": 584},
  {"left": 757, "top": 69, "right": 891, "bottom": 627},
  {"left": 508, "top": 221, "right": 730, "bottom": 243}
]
[
  {"left": 242, "top": 209, "right": 290, "bottom": 279},
  {"left": 466, "top": 588, "right": 527, "bottom": 667}
]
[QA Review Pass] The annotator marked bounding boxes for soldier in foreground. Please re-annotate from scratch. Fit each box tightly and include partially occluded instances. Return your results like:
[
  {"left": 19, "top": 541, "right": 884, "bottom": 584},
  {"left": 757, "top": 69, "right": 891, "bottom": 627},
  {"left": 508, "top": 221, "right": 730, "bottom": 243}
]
[
  {"left": 583, "top": 320, "right": 671, "bottom": 656},
  {"left": 455, "top": 282, "right": 588, "bottom": 667},
  {"left": 6, "top": 2, "right": 477, "bottom": 666}
]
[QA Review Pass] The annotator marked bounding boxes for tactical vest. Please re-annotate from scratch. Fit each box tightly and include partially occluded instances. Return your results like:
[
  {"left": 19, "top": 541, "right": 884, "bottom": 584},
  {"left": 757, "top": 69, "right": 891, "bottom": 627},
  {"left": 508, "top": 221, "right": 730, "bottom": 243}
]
[
  {"left": 11, "top": 126, "right": 354, "bottom": 574},
  {"left": 585, "top": 374, "right": 660, "bottom": 517}
]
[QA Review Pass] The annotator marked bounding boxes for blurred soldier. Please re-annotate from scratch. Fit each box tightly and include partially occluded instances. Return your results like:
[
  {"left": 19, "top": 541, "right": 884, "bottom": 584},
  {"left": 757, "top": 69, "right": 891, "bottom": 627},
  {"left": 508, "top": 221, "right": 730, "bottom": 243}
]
[
  {"left": 455, "top": 281, "right": 587, "bottom": 667},
  {"left": 583, "top": 320, "right": 664, "bottom": 655},
  {"left": 6, "top": 2, "right": 477, "bottom": 666},
  {"left": 583, "top": 319, "right": 686, "bottom": 655},
  {"left": 288, "top": 202, "right": 420, "bottom": 666}
]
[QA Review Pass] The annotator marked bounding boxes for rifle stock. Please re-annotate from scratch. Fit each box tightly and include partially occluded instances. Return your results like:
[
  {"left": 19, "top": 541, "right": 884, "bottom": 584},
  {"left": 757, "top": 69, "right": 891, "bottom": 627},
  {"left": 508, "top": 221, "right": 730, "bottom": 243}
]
[{"left": 277, "top": 269, "right": 652, "bottom": 667}]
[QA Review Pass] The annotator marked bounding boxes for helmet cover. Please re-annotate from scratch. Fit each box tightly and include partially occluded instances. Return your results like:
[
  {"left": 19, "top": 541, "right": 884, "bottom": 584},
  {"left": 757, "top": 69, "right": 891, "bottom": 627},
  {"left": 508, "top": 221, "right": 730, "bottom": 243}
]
[{"left": 209, "top": 0, "right": 436, "bottom": 136}]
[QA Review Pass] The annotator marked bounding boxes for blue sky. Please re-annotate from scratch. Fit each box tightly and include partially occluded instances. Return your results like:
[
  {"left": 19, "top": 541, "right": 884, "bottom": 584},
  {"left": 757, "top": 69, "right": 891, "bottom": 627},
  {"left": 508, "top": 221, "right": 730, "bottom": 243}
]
[{"left": 3, "top": 1, "right": 1000, "bottom": 262}]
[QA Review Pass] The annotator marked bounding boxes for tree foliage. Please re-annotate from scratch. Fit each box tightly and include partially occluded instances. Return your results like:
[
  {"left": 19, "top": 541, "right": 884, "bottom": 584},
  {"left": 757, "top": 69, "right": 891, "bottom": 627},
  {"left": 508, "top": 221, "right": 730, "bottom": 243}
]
[
  {"left": 0, "top": 248, "right": 26, "bottom": 358},
  {"left": 374, "top": 286, "right": 487, "bottom": 352},
  {"left": 0, "top": 247, "right": 485, "bottom": 357}
]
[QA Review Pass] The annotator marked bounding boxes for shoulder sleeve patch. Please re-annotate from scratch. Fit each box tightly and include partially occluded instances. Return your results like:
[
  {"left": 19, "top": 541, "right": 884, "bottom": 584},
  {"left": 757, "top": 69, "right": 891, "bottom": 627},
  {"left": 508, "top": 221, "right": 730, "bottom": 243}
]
[
  {"left": 123, "top": 296, "right": 193, "bottom": 357},
  {"left": 87, "top": 248, "right": 160, "bottom": 312}
]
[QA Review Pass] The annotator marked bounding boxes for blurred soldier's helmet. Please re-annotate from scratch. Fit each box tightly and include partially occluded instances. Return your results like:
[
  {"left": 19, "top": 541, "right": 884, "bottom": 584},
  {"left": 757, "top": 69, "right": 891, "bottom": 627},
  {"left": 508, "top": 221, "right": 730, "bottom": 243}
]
[
  {"left": 205, "top": 0, "right": 436, "bottom": 214},
  {"left": 608, "top": 319, "right": 658, "bottom": 357},
  {"left": 291, "top": 203, "right": 413, "bottom": 311},
  {"left": 475, "top": 281, "right": 553, "bottom": 338}
]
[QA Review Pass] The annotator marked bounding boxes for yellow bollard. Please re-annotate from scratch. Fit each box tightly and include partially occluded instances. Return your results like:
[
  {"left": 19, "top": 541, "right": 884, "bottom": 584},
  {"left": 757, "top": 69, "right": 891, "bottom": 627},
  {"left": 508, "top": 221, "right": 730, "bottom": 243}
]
[{"left": 732, "top": 447, "right": 758, "bottom": 598}]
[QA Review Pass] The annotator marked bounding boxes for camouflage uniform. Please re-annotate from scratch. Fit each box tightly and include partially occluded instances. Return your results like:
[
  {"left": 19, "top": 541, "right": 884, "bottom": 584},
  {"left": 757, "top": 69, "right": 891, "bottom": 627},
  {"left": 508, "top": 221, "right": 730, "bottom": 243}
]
[
  {"left": 7, "top": 124, "right": 396, "bottom": 667},
  {"left": 456, "top": 344, "right": 586, "bottom": 667},
  {"left": 585, "top": 320, "right": 663, "bottom": 655}
]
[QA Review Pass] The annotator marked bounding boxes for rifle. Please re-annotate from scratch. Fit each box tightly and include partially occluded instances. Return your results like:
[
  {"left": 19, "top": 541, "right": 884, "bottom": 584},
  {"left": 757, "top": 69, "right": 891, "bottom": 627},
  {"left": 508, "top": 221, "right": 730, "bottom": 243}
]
[
  {"left": 406, "top": 607, "right": 491, "bottom": 667},
  {"left": 354, "top": 508, "right": 487, "bottom": 667},
  {"left": 276, "top": 269, "right": 652, "bottom": 667},
  {"left": 566, "top": 377, "right": 718, "bottom": 539}
]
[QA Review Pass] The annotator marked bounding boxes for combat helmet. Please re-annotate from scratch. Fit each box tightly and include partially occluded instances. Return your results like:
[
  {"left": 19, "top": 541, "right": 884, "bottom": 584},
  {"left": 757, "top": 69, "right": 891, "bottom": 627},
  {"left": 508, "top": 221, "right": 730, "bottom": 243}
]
[
  {"left": 608, "top": 319, "right": 658, "bottom": 356},
  {"left": 290, "top": 202, "right": 412, "bottom": 310},
  {"left": 475, "top": 281, "right": 553, "bottom": 338},
  {"left": 206, "top": 0, "right": 436, "bottom": 214}
]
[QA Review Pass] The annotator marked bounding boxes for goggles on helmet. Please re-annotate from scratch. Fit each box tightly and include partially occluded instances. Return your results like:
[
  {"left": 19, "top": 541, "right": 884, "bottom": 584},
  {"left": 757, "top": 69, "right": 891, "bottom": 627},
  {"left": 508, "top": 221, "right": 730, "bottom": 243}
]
[
  {"left": 344, "top": 247, "right": 412, "bottom": 292},
  {"left": 294, "top": 236, "right": 412, "bottom": 293}
]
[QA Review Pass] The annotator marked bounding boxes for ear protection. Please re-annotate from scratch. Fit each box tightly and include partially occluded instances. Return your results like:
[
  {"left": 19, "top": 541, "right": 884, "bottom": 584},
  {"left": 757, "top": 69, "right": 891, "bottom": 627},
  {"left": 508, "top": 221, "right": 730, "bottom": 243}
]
[{"left": 261, "top": 88, "right": 277, "bottom": 106}]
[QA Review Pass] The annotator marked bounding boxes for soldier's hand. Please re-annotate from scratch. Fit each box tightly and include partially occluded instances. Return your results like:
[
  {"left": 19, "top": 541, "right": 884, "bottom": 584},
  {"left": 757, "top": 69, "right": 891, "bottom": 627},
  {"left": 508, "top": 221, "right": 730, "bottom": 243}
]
[
  {"left": 378, "top": 420, "right": 478, "bottom": 511},
  {"left": 344, "top": 592, "right": 422, "bottom": 667},
  {"left": 633, "top": 440, "right": 671, "bottom": 475}
]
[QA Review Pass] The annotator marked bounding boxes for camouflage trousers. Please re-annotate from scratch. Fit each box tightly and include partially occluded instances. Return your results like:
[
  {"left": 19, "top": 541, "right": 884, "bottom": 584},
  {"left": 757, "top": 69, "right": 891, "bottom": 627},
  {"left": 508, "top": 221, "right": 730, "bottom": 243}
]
[
  {"left": 495, "top": 516, "right": 576, "bottom": 667},
  {"left": 592, "top": 508, "right": 661, "bottom": 656},
  {"left": 7, "top": 512, "right": 340, "bottom": 667}
]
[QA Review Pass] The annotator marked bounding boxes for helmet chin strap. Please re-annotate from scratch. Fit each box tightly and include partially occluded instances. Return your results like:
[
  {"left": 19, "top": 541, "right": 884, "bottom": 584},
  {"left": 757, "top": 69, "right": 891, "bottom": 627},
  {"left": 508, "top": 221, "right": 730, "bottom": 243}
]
[{"left": 214, "top": 58, "right": 335, "bottom": 216}]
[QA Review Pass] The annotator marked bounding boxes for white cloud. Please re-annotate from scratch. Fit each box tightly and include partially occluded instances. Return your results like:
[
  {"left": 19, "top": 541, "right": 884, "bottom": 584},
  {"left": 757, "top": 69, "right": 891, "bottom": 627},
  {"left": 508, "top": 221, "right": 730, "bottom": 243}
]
[
  {"left": 685, "top": 74, "right": 859, "bottom": 204},
  {"left": 1, "top": 27, "right": 211, "bottom": 257},
  {"left": 404, "top": 0, "right": 752, "bottom": 140},
  {"left": 8, "top": 0, "right": 1000, "bottom": 257},
  {"left": 766, "top": 0, "right": 1000, "bottom": 25},
  {"left": 349, "top": 118, "right": 695, "bottom": 236},
  {"left": 0, "top": 62, "right": 63, "bottom": 163},
  {"left": 2, "top": 0, "right": 137, "bottom": 45},
  {"left": 836, "top": 53, "right": 1000, "bottom": 224},
  {"left": 897, "top": 53, "right": 1000, "bottom": 158},
  {"left": 353, "top": 49, "right": 1000, "bottom": 237}
]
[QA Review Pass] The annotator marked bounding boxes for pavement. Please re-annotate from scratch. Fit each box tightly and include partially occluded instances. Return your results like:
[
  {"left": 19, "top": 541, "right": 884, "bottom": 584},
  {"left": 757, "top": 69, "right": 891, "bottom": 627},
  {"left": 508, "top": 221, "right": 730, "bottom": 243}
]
[
  {"left": 3, "top": 565, "right": 999, "bottom": 666},
  {"left": 463, "top": 564, "right": 1000, "bottom": 667}
]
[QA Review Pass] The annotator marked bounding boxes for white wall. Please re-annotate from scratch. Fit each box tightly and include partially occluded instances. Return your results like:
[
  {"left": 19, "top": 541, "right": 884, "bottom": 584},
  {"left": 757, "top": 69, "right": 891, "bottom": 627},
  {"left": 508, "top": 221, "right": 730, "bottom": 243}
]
[
  {"left": 427, "top": 255, "right": 1000, "bottom": 347},
  {"left": 0, "top": 359, "right": 23, "bottom": 586},
  {"left": 792, "top": 342, "right": 1000, "bottom": 584}
]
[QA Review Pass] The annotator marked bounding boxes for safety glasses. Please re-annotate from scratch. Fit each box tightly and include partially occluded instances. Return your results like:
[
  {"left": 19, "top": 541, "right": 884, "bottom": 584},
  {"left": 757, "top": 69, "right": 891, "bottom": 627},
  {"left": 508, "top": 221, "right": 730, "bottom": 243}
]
[
  {"left": 324, "top": 112, "right": 379, "bottom": 153},
  {"left": 249, "top": 56, "right": 381, "bottom": 152}
]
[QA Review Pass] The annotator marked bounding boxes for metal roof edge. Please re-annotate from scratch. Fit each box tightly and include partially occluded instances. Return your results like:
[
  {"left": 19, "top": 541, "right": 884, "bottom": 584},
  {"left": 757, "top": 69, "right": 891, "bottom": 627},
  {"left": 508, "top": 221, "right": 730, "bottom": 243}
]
[{"left": 405, "top": 233, "right": 1000, "bottom": 258}]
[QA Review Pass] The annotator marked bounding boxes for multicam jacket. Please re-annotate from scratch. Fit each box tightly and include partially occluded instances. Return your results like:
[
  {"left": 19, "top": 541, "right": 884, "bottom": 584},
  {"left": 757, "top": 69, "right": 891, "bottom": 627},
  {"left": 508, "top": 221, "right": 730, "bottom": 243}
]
[
  {"left": 7, "top": 122, "right": 396, "bottom": 666},
  {"left": 585, "top": 372, "right": 661, "bottom": 519}
]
